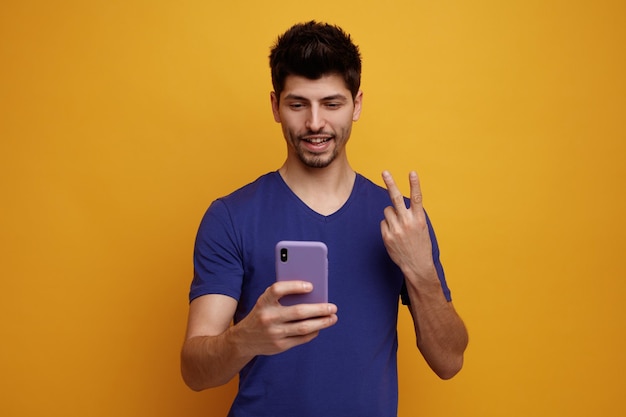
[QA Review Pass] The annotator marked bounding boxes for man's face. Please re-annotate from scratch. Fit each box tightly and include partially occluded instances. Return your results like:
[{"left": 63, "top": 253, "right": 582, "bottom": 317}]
[{"left": 271, "top": 74, "right": 363, "bottom": 169}]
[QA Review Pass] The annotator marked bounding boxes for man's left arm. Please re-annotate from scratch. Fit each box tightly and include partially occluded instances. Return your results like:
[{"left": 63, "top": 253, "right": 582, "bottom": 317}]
[{"left": 381, "top": 171, "right": 468, "bottom": 379}]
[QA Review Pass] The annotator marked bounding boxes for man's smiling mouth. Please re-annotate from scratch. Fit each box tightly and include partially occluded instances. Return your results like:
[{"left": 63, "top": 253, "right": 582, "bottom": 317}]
[{"left": 302, "top": 136, "right": 333, "bottom": 144}]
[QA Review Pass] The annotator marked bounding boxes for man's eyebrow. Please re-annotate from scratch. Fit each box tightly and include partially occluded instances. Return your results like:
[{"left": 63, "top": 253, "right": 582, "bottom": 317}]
[
  {"left": 283, "top": 93, "right": 349, "bottom": 101},
  {"left": 321, "top": 94, "right": 349, "bottom": 101},
  {"left": 283, "top": 94, "right": 309, "bottom": 101}
]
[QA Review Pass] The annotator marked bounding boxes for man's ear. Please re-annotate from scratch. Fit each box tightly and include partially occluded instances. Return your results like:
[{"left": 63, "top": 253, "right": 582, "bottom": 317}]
[
  {"left": 352, "top": 90, "right": 363, "bottom": 121},
  {"left": 270, "top": 91, "right": 281, "bottom": 123}
]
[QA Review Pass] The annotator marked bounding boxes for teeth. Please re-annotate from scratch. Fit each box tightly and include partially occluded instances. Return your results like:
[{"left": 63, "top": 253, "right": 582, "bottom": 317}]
[{"left": 306, "top": 138, "right": 329, "bottom": 144}]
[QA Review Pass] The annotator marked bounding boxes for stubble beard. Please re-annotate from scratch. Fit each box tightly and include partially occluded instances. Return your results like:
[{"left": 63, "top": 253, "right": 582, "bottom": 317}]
[
  {"left": 295, "top": 143, "right": 338, "bottom": 168},
  {"left": 290, "top": 128, "right": 350, "bottom": 169}
]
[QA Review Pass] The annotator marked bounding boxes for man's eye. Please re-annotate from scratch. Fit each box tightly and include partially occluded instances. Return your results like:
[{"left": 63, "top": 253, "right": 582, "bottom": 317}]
[
  {"left": 289, "top": 103, "right": 305, "bottom": 109},
  {"left": 325, "top": 103, "right": 341, "bottom": 109}
]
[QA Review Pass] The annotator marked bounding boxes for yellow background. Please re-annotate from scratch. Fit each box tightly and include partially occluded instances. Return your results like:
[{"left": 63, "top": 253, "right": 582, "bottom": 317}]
[{"left": 1, "top": 1, "right": 625, "bottom": 416}]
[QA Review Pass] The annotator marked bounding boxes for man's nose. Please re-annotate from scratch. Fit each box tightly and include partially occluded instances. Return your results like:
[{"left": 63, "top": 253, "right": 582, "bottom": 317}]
[{"left": 305, "top": 106, "right": 326, "bottom": 132}]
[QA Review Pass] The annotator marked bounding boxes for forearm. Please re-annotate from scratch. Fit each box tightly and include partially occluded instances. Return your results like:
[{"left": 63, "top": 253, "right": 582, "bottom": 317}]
[
  {"left": 405, "top": 271, "right": 468, "bottom": 380},
  {"left": 180, "top": 327, "right": 254, "bottom": 391},
  {"left": 181, "top": 284, "right": 338, "bottom": 391}
]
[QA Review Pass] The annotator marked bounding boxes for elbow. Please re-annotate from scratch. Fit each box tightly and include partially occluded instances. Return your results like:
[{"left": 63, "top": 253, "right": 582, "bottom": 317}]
[
  {"left": 422, "top": 338, "right": 467, "bottom": 380},
  {"left": 181, "top": 370, "right": 208, "bottom": 392},
  {"left": 181, "top": 364, "right": 227, "bottom": 392},
  {"left": 181, "top": 361, "right": 233, "bottom": 392},
  {"left": 185, "top": 381, "right": 216, "bottom": 393},
  {"left": 184, "top": 380, "right": 206, "bottom": 393},
  {"left": 434, "top": 355, "right": 464, "bottom": 380},
  {"left": 432, "top": 327, "right": 469, "bottom": 380},
  {"left": 181, "top": 362, "right": 209, "bottom": 392},
  {"left": 180, "top": 347, "right": 227, "bottom": 392}
]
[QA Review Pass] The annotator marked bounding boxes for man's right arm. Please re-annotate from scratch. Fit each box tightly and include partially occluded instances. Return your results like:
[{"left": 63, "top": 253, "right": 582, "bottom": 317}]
[
  {"left": 181, "top": 294, "right": 249, "bottom": 391},
  {"left": 180, "top": 281, "right": 338, "bottom": 391}
]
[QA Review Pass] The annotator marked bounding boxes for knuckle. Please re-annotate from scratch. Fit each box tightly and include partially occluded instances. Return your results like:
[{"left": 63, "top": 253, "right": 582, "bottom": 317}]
[
  {"left": 276, "top": 326, "right": 291, "bottom": 339},
  {"left": 294, "top": 321, "right": 311, "bottom": 335},
  {"left": 392, "top": 194, "right": 404, "bottom": 205},
  {"left": 267, "top": 284, "right": 281, "bottom": 298},
  {"left": 272, "top": 339, "right": 289, "bottom": 352},
  {"left": 413, "top": 214, "right": 427, "bottom": 229},
  {"left": 292, "top": 304, "right": 308, "bottom": 318},
  {"left": 256, "top": 310, "right": 275, "bottom": 327},
  {"left": 306, "top": 331, "right": 320, "bottom": 342}
]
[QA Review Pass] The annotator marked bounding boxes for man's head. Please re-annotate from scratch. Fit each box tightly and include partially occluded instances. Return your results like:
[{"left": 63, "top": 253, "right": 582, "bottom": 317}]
[{"left": 269, "top": 21, "right": 362, "bottom": 102}]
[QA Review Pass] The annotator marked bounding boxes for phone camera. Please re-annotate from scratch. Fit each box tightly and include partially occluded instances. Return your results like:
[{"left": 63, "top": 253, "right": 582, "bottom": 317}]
[{"left": 280, "top": 248, "right": 288, "bottom": 262}]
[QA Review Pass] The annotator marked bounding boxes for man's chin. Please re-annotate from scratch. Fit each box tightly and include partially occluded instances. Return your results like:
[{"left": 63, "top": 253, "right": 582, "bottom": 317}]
[{"left": 298, "top": 154, "right": 335, "bottom": 169}]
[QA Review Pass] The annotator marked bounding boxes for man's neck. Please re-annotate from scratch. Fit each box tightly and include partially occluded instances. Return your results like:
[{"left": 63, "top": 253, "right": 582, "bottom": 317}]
[{"left": 278, "top": 159, "right": 356, "bottom": 216}]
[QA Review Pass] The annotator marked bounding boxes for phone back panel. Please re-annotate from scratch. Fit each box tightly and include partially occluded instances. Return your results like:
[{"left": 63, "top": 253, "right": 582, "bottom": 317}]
[{"left": 275, "top": 241, "right": 328, "bottom": 306}]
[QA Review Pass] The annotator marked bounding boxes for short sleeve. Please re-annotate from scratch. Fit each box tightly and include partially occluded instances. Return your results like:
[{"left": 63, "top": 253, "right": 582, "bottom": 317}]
[{"left": 189, "top": 199, "right": 244, "bottom": 302}]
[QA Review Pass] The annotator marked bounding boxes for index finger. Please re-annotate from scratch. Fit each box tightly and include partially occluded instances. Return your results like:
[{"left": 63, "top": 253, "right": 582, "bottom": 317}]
[
  {"left": 264, "top": 280, "right": 313, "bottom": 304},
  {"left": 382, "top": 170, "right": 407, "bottom": 212}
]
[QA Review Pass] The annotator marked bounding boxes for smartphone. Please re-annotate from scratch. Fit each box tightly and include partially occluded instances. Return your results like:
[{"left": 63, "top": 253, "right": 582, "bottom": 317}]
[{"left": 275, "top": 240, "right": 328, "bottom": 306}]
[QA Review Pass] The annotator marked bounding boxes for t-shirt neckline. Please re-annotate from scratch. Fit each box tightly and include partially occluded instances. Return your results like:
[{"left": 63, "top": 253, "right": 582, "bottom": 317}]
[{"left": 272, "top": 170, "right": 361, "bottom": 222}]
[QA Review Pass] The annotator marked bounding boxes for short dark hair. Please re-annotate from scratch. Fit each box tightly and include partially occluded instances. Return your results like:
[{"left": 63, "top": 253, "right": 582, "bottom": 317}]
[{"left": 269, "top": 21, "right": 362, "bottom": 100}]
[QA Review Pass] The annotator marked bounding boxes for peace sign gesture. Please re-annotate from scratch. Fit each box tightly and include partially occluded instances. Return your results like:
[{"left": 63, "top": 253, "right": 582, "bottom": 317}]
[
  {"left": 380, "top": 171, "right": 468, "bottom": 379},
  {"left": 380, "top": 171, "right": 437, "bottom": 281}
]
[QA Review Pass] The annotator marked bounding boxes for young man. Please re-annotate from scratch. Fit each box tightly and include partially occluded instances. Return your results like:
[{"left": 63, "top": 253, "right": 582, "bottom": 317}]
[{"left": 181, "top": 21, "right": 468, "bottom": 417}]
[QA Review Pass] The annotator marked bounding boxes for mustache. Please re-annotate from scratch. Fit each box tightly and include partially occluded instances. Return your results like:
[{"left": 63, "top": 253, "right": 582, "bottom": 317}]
[{"left": 298, "top": 130, "right": 335, "bottom": 140}]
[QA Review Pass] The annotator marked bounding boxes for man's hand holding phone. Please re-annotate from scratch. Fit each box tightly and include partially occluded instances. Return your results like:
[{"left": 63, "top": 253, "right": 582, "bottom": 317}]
[{"left": 232, "top": 280, "right": 338, "bottom": 357}]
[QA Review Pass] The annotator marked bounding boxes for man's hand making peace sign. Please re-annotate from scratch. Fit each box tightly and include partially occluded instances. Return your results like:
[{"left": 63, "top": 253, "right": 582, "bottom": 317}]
[
  {"left": 380, "top": 170, "right": 469, "bottom": 380},
  {"left": 381, "top": 170, "right": 438, "bottom": 284}
]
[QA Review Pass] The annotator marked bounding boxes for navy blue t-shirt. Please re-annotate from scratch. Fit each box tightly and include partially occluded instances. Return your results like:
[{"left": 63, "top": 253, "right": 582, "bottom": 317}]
[{"left": 191, "top": 172, "right": 451, "bottom": 417}]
